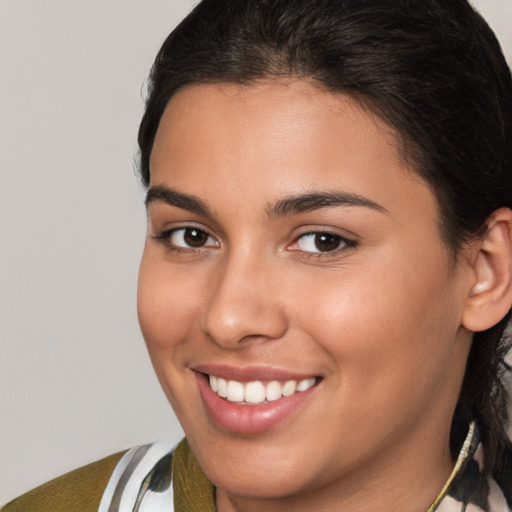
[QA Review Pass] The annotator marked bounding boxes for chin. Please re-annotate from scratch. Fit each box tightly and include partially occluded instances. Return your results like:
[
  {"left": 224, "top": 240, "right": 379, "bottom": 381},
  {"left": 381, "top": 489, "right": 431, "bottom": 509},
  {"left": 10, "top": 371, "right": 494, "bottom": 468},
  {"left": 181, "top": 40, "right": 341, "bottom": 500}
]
[
  {"left": 211, "top": 468, "right": 308, "bottom": 501},
  {"left": 191, "top": 435, "right": 320, "bottom": 500}
]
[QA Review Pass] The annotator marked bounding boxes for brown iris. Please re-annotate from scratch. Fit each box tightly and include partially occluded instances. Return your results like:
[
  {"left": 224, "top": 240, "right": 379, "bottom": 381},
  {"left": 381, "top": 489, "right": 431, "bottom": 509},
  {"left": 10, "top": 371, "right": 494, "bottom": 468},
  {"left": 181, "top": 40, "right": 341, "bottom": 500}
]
[
  {"left": 183, "top": 228, "right": 209, "bottom": 247},
  {"left": 314, "top": 233, "right": 342, "bottom": 252}
]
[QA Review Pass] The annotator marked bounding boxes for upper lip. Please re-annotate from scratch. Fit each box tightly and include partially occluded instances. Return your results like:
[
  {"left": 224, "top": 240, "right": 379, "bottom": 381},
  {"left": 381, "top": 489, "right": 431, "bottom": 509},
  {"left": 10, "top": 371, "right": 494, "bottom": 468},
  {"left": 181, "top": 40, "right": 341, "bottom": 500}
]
[{"left": 193, "top": 364, "right": 319, "bottom": 382}]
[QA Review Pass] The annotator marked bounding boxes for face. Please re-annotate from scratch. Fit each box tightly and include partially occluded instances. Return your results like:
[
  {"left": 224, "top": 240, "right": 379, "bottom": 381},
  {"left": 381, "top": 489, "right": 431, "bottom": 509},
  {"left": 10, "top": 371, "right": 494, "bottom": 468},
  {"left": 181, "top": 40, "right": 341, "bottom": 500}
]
[{"left": 138, "top": 81, "right": 474, "bottom": 508}]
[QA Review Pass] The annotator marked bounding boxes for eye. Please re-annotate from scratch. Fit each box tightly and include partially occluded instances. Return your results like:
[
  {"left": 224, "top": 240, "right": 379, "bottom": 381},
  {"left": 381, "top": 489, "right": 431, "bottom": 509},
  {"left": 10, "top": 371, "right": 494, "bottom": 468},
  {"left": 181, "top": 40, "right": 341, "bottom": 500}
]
[
  {"left": 291, "top": 231, "right": 355, "bottom": 254},
  {"left": 156, "top": 227, "right": 219, "bottom": 250}
]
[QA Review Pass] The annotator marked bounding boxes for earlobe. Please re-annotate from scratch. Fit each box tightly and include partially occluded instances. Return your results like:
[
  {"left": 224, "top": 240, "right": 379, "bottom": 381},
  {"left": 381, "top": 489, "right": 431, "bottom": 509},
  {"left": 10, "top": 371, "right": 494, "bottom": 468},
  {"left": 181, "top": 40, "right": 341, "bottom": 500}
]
[{"left": 462, "top": 208, "right": 512, "bottom": 332}]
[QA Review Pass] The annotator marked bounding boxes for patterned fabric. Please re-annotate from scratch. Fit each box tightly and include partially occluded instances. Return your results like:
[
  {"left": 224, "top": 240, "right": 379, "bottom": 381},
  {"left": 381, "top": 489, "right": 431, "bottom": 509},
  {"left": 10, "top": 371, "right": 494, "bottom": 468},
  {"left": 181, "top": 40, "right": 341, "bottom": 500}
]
[
  {"left": 98, "top": 424, "right": 511, "bottom": 512},
  {"left": 98, "top": 439, "right": 214, "bottom": 512},
  {"left": 428, "top": 423, "right": 511, "bottom": 511},
  {"left": 98, "top": 442, "right": 176, "bottom": 512}
]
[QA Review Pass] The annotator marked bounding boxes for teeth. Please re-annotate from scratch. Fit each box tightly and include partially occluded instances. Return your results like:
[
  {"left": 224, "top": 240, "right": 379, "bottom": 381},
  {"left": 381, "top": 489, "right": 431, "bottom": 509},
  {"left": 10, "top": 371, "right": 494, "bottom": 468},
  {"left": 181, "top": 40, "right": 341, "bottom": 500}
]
[
  {"left": 265, "top": 381, "right": 282, "bottom": 401},
  {"left": 227, "top": 380, "right": 244, "bottom": 402},
  {"left": 244, "top": 381, "right": 266, "bottom": 403},
  {"left": 209, "top": 375, "right": 316, "bottom": 403},
  {"left": 281, "top": 380, "right": 297, "bottom": 397},
  {"left": 217, "top": 378, "right": 228, "bottom": 398},
  {"left": 297, "top": 378, "right": 316, "bottom": 392}
]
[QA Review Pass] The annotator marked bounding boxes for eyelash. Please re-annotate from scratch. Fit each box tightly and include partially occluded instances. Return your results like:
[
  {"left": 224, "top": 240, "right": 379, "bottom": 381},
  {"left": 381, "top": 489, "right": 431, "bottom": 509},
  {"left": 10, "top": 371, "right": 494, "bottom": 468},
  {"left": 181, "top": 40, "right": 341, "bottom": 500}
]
[
  {"left": 289, "top": 230, "right": 358, "bottom": 258},
  {"left": 152, "top": 227, "right": 357, "bottom": 257},
  {"left": 152, "top": 227, "right": 219, "bottom": 252}
]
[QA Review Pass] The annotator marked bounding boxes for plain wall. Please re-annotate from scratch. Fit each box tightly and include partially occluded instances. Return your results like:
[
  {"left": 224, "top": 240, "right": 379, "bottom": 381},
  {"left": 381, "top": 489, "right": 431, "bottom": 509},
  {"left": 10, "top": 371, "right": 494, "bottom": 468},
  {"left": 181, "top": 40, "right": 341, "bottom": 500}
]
[{"left": 1, "top": 0, "right": 511, "bottom": 505}]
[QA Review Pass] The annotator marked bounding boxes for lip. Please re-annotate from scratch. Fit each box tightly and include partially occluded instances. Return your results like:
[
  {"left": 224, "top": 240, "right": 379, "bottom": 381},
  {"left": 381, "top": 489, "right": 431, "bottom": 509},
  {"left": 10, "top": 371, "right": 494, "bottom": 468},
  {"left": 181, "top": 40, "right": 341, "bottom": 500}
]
[
  {"left": 194, "top": 364, "right": 318, "bottom": 383},
  {"left": 194, "top": 366, "right": 320, "bottom": 435}
]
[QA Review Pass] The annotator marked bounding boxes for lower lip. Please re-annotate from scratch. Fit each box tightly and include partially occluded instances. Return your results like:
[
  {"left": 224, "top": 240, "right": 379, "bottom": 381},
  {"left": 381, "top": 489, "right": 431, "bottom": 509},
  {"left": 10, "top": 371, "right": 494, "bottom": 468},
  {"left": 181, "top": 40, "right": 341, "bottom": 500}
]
[{"left": 195, "top": 373, "right": 318, "bottom": 434}]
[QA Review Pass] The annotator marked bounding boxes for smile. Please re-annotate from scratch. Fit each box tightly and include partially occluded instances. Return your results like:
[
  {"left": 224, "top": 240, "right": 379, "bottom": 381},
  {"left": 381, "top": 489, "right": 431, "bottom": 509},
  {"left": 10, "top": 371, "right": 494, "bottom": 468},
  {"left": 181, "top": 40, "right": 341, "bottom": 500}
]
[
  {"left": 195, "top": 368, "right": 321, "bottom": 434},
  {"left": 208, "top": 375, "right": 317, "bottom": 404}
]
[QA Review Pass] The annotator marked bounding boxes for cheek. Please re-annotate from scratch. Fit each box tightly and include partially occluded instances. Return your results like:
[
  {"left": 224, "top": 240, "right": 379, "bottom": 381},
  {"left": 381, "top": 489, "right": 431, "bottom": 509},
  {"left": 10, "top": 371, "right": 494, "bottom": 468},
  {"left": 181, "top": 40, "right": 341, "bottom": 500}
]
[
  {"left": 293, "top": 250, "right": 464, "bottom": 407},
  {"left": 137, "top": 253, "right": 208, "bottom": 422},
  {"left": 137, "top": 253, "right": 202, "bottom": 358}
]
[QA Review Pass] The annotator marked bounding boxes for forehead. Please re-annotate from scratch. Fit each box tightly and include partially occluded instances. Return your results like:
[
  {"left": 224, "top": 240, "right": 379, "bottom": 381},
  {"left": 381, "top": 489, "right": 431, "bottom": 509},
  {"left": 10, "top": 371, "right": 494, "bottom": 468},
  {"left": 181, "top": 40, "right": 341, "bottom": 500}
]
[
  {"left": 152, "top": 81, "right": 402, "bottom": 160},
  {"left": 149, "top": 80, "right": 435, "bottom": 222}
]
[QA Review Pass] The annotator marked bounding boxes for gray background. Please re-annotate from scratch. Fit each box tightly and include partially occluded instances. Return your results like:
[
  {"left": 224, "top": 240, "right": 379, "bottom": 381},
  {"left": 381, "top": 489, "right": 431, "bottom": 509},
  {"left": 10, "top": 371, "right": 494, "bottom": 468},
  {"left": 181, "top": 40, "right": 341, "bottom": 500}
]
[{"left": 1, "top": 0, "right": 511, "bottom": 505}]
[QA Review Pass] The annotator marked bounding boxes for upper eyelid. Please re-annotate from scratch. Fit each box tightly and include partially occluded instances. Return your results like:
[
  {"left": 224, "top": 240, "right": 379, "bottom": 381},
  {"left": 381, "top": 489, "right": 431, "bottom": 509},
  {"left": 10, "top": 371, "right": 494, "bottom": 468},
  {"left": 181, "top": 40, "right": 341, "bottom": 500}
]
[
  {"left": 152, "top": 222, "right": 214, "bottom": 237},
  {"left": 288, "top": 229, "right": 358, "bottom": 255},
  {"left": 293, "top": 232, "right": 355, "bottom": 244},
  {"left": 291, "top": 226, "right": 358, "bottom": 243},
  {"left": 152, "top": 225, "right": 219, "bottom": 246},
  {"left": 148, "top": 214, "right": 225, "bottom": 239},
  {"left": 152, "top": 223, "right": 358, "bottom": 250},
  {"left": 296, "top": 229, "right": 349, "bottom": 238}
]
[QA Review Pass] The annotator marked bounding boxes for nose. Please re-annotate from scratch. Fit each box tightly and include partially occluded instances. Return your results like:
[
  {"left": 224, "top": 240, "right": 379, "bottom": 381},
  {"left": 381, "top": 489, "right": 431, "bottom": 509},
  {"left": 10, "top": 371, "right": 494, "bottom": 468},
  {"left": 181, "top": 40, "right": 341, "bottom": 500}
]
[{"left": 199, "top": 254, "right": 288, "bottom": 348}]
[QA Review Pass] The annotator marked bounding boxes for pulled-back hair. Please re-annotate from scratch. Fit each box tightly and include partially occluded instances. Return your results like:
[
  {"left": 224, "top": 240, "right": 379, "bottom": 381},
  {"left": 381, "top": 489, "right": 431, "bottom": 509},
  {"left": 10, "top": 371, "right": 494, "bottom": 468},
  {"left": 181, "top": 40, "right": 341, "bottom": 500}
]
[{"left": 138, "top": 0, "right": 512, "bottom": 476}]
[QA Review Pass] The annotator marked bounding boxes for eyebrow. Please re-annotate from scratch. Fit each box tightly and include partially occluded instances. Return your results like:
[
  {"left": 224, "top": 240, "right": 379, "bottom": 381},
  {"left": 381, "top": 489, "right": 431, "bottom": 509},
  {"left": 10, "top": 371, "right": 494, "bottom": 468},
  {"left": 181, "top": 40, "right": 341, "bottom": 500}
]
[
  {"left": 267, "top": 191, "right": 387, "bottom": 218},
  {"left": 145, "top": 184, "right": 386, "bottom": 219},
  {"left": 145, "top": 185, "right": 212, "bottom": 217}
]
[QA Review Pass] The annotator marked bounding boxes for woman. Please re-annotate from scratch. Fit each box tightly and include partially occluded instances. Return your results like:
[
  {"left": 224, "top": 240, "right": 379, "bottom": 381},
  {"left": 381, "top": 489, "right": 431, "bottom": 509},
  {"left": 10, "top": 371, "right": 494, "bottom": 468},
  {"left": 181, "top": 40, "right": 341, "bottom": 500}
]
[{"left": 4, "top": 0, "right": 512, "bottom": 510}]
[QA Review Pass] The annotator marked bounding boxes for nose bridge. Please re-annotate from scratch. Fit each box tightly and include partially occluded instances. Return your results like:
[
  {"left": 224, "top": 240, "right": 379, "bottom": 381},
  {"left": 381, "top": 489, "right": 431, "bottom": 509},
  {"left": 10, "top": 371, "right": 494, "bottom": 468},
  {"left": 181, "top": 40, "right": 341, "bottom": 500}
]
[{"left": 200, "top": 247, "right": 287, "bottom": 347}]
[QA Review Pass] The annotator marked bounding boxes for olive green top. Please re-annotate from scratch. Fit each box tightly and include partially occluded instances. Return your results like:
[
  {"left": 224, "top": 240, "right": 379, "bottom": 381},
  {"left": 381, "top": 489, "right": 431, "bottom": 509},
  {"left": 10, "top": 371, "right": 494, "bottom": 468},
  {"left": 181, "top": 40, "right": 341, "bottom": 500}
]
[
  {"left": 2, "top": 451, "right": 126, "bottom": 512},
  {"left": 1, "top": 439, "right": 215, "bottom": 512},
  {"left": 172, "top": 439, "right": 215, "bottom": 512}
]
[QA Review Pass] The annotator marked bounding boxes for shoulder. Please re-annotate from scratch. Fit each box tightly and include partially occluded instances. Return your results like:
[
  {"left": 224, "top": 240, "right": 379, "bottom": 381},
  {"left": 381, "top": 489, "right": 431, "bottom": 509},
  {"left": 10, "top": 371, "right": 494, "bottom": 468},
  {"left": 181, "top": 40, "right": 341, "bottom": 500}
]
[
  {"left": 2, "top": 441, "right": 185, "bottom": 512},
  {"left": 1, "top": 451, "right": 127, "bottom": 512}
]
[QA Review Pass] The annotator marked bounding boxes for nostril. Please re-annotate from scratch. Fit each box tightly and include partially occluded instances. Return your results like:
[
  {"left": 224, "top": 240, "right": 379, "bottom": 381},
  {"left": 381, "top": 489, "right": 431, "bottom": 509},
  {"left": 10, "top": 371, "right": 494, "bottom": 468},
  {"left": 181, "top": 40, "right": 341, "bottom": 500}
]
[{"left": 200, "top": 305, "right": 288, "bottom": 348}]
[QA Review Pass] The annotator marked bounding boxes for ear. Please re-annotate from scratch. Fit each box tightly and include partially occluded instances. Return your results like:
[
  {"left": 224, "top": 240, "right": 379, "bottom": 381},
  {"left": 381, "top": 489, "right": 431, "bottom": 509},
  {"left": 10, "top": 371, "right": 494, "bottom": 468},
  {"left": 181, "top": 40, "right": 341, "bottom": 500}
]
[{"left": 462, "top": 208, "right": 512, "bottom": 332}]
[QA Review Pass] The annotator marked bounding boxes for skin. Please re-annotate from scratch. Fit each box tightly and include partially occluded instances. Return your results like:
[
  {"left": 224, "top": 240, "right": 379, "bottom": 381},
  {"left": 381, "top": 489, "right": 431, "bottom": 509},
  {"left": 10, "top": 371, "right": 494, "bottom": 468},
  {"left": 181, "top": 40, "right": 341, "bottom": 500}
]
[{"left": 138, "top": 80, "right": 478, "bottom": 512}]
